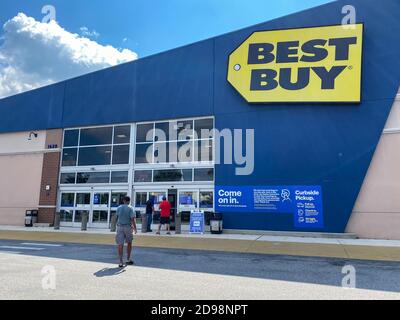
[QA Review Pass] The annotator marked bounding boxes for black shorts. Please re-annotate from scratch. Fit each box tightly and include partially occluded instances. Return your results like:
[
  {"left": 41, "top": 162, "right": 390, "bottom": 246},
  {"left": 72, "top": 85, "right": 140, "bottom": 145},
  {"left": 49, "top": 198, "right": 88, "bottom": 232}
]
[{"left": 160, "top": 217, "right": 170, "bottom": 225}]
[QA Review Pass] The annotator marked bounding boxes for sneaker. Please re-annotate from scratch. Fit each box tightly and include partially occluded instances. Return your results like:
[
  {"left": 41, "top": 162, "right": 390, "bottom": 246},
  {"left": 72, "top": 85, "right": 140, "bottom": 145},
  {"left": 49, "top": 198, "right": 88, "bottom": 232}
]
[
  {"left": 166, "top": 232, "right": 171, "bottom": 235},
  {"left": 156, "top": 231, "right": 160, "bottom": 235},
  {"left": 126, "top": 260, "right": 134, "bottom": 266}
]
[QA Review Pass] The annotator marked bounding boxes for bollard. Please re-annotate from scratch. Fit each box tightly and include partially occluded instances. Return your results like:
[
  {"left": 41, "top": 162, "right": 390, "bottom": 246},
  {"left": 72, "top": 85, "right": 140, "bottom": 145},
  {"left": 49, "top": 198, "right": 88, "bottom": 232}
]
[
  {"left": 81, "top": 211, "right": 88, "bottom": 231},
  {"left": 141, "top": 213, "right": 147, "bottom": 233},
  {"left": 54, "top": 212, "right": 60, "bottom": 230},
  {"left": 175, "top": 212, "right": 181, "bottom": 234},
  {"left": 110, "top": 212, "right": 117, "bottom": 232}
]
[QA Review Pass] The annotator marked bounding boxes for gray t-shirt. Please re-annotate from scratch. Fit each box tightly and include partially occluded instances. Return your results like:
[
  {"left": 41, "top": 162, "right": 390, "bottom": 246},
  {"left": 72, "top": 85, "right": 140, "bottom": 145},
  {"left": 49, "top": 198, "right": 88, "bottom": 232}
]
[{"left": 116, "top": 205, "right": 135, "bottom": 226}]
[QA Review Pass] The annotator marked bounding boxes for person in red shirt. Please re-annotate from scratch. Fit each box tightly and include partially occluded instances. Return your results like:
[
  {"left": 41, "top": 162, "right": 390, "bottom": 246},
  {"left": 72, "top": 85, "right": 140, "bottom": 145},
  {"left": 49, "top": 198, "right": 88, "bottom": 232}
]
[{"left": 157, "top": 196, "right": 171, "bottom": 235}]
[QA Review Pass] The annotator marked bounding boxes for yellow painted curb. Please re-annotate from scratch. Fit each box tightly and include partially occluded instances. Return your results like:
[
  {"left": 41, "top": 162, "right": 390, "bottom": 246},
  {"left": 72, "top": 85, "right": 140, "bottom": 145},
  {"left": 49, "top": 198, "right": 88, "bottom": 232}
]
[{"left": 1, "top": 230, "right": 399, "bottom": 262}]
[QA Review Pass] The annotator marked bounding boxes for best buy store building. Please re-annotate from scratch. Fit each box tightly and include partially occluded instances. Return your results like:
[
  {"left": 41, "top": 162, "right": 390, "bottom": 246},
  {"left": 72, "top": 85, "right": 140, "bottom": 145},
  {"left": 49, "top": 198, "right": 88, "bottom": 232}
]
[{"left": 0, "top": 0, "right": 399, "bottom": 239}]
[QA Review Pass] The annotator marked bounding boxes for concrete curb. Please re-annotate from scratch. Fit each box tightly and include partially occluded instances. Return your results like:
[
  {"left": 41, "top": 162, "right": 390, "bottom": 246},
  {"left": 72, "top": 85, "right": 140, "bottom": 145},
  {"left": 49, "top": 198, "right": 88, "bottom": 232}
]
[{"left": 1, "top": 229, "right": 400, "bottom": 262}]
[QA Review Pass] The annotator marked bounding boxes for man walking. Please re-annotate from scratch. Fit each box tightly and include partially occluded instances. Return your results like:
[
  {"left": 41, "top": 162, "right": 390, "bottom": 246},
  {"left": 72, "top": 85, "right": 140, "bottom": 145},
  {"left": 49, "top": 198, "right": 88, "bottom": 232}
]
[
  {"left": 116, "top": 196, "right": 137, "bottom": 267},
  {"left": 145, "top": 196, "right": 154, "bottom": 232},
  {"left": 156, "top": 196, "right": 171, "bottom": 235}
]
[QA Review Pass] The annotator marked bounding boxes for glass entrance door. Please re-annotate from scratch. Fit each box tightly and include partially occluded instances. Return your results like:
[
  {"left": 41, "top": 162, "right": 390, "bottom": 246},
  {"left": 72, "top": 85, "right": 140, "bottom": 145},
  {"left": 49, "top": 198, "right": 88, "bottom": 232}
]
[
  {"left": 75, "top": 192, "right": 91, "bottom": 227},
  {"left": 168, "top": 189, "right": 177, "bottom": 229},
  {"left": 59, "top": 189, "right": 129, "bottom": 229},
  {"left": 90, "top": 191, "right": 110, "bottom": 228},
  {"left": 110, "top": 191, "right": 128, "bottom": 228},
  {"left": 133, "top": 190, "right": 167, "bottom": 225},
  {"left": 178, "top": 190, "right": 198, "bottom": 224}
]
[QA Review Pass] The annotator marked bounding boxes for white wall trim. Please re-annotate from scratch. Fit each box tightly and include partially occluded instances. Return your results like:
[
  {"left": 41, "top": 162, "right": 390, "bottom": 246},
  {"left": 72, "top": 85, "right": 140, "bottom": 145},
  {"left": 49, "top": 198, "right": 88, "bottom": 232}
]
[{"left": 0, "top": 148, "right": 61, "bottom": 157}]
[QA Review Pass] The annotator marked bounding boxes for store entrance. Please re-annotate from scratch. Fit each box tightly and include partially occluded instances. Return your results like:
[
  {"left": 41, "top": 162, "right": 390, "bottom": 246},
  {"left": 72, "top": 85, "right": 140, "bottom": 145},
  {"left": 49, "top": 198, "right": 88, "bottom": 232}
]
[
  {"left": 133, "top": 187, "right": 214, "bottom": 231},
  {"left": 168, "top": 189, "right": 177, "bottom": 229},
  {"left": 58, "top": 189, "right": 127, "bottom": 229}
]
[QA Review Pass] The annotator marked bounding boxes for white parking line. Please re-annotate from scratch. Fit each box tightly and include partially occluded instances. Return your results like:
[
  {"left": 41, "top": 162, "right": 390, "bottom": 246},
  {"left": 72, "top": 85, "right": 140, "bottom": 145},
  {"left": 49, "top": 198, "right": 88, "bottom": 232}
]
[
  {"left": 20, "top": 242, "right": 63, "bottom": 247},
  {"left": 0, "top": 246, "right": 44, "bottom": 251},
  {"left": 0, "top": 250, "right": 23, "bottom": 254}
]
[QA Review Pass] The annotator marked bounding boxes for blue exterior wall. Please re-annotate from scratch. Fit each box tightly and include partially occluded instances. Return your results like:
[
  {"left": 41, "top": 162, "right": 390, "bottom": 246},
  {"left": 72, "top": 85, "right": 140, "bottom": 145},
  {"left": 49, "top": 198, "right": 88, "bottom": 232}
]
[
  {"left": 0, "top": 0, "right": 399, "bottom": 232},
  {"left": 213, "top": 0, "right": 400, "bottom": 232}
]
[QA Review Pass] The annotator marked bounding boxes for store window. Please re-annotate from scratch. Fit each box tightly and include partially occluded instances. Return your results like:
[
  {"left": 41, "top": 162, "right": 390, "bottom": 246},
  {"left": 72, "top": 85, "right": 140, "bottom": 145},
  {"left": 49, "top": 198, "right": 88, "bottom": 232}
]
[
  {"left": 195, "top": 140, "right": 213, "bottom": 162},
  {"left": 176, "top": 120, "right": 194, "bottom": 140},
  {"left": 195, "top": 118, "right": 214, "bottom": 139},
  {"left": 149, "top": 192, "right": 166, "bottom": 208},
  {"left": 135, "top": 143, "right": 152, "bottom": 164},
  {"left": 62, "top": 148, "right": 77, "bottom": 167},
  {"left": 114, "top": 125, "right": 131, "bottom": 144},
  {"left": 61, "top": 193, "right": 74, "bottom": 207},
  {"left": 155, "top": 122, "right": 171, "bottom": 142},
  {"left": 64, "top": 130, "right": 79, "bottom": 147},
  {"left": 135, "top": 117, "right": 214, "bottom": 165},
  {"left": 134, "top": 170, "right": 152, "bottom": 183},
  {"left": 179, "top": 191, "right": 198, "bottom": 209},
  {"left": 200, "top": 191, "right": 213, "bottom": 208},
  {"left": 60, "top": 173, "right": 76, "bottom": 184},
  {"left": 78, "top": 146, "right": 112, "bottom": 166},
  {"left": 92, "top": 210, "right": 108, "bottom": 223},
  {"left": 76, "top": 193, "right": 91, "bottom": 206},
  {"left": 111, "top": 171, "right": 129, "bottom": 183},
  {"left": 80, "top": 127, "right": 113, "bottom": 146},
  {"left": 153, "top": 169, "right": 192, "bottom": 182},
  {"left": 60, "top": 209, "right": 73, "bottom": 222},
  {"left": 77, "top": 172, "right": 110, "bottom": 184},
  {"left": 111, "top": 192, "right": 127, "bottom": 208},
  {"left": 154, "top": 142, "right": 168, "bottom": 163},
  {"left": 62, "top": 125, "right": 131, "bottom": 168},
  {"left": 93, "top": 193, "right": 109, "bottom": 205},
  {"left": 112, "top": 145, "right": 130, "bottom": 165},
  {"left": 136, "top": 123, "right": 154, "bottom": 143},
  {"left": 135, "top": 192, "right": 147, "bottom": 208},
  {"left": 194, "top": 168, "right": 214, "bottom": 181},
  {"left": 74, "top": 210, "right": 87, "bottom": 223}
]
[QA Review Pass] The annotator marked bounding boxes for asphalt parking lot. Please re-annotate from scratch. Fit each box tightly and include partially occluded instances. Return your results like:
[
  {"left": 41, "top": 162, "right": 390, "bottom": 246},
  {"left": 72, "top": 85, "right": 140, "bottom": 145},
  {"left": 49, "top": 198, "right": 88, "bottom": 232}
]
[{"left": 0, "top": 239, "right": 399, "bottom": 300}]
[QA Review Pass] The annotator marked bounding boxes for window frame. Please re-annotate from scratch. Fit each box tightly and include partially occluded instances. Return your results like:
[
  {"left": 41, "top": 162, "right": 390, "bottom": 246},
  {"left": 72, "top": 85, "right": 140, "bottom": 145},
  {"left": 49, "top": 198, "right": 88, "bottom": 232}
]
[
  {"left": 61, "top": 124, "right": 132, "bottom": 169},
  {"left": 134, "top": 116, "right": 215, "bottom": 166}
]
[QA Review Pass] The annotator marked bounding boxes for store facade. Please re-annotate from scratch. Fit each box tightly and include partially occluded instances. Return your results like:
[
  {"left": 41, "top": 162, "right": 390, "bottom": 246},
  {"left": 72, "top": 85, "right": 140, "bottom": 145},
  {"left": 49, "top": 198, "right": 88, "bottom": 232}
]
[
  {"left": 0, "top": 0, "right": 400, "bottom": 238},
  {"left": 57, "top": 117, "right": 215, "bottom": 229}
]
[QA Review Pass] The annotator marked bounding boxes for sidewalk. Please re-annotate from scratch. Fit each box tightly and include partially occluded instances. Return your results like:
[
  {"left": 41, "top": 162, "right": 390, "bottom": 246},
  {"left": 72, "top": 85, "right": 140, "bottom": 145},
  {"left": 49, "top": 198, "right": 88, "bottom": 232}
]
[{"left": 1, "top": 225, "right": 400, "bottom": 262}]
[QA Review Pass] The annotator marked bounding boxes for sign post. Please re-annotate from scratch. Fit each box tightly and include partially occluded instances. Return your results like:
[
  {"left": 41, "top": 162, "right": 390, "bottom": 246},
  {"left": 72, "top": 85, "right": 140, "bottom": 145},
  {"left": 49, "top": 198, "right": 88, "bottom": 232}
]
[{"left": 189, "top": 210, "right": 205, "bottom": 234}]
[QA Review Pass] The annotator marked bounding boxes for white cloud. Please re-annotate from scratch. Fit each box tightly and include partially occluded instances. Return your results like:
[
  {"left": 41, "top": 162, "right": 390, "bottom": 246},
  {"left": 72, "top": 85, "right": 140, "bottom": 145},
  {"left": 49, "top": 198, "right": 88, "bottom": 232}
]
[
  {"left": 0, "top": 13, "right": 138, "bottom": 99},
  {"left": 80, "top": 26, "right": 100, "bottom": 38}
]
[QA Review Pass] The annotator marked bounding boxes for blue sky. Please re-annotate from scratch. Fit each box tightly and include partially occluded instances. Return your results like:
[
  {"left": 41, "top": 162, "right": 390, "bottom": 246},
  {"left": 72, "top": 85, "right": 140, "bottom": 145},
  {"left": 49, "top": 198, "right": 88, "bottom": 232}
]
[
  {"left": 0, "top": 0, "right": 333, "bottom": 98},
  {"left": 0, "top": 0, "right": 332, "bottom": 58}
]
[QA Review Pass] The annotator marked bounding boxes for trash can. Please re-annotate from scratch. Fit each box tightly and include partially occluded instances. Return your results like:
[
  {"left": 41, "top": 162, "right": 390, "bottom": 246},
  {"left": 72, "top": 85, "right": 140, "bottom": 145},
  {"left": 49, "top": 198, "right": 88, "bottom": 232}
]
[
  {"left": 210, "top": 212, "right": 223, "bottom": 234},
  {"left": 141, "top": 213, "right": 147, "bottom": 233},
  {"left": 31, "top": 210, "right": 38, "bottom": 225},
  {"left": 54, "top": 212, "right": 60, "bottom": 230},
  {"left": 25, "top": 210, "right": 33, "bottom": 227}
]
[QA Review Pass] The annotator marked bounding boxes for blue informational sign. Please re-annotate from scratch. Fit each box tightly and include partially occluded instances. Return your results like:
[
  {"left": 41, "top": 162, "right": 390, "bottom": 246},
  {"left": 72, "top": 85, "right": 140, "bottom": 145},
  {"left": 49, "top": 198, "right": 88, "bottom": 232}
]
[
  {"left": 93, "top": 194, "right": 100, "bottom": 205},
  {"left": 180, "top": 195, "right": 193, "bottom": 205},
  {"left": 189, "top": 211, "right": 205, "bottom": 234},
  {"left": 215, "top": 186, "right": 324, "bottom": 228}
]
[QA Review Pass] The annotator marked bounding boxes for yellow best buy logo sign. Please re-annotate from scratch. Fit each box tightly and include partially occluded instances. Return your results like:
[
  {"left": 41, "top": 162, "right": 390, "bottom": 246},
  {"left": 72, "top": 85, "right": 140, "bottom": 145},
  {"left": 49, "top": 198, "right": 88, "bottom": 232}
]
[{"left": 227, "top": 24, "right": 363, "bottom": 103}]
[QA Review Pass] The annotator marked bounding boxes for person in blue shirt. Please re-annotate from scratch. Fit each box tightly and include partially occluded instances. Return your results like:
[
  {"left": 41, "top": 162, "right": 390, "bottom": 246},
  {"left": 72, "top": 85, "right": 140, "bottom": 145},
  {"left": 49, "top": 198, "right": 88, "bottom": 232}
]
[
  {"left": 145, "top": 196, "right": 154, "bottom": 232},
  {"left": 115, "top": 196, "right": 137, "bottom": 267}
]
